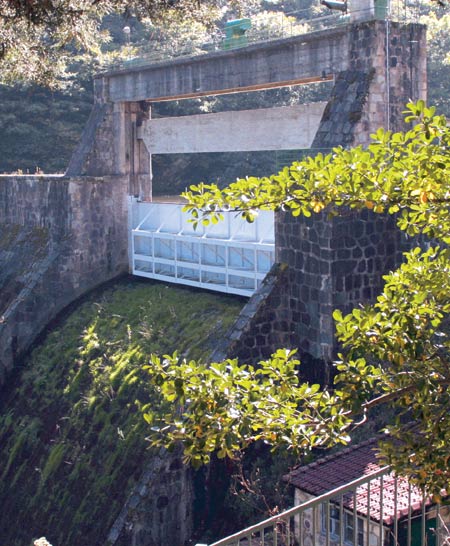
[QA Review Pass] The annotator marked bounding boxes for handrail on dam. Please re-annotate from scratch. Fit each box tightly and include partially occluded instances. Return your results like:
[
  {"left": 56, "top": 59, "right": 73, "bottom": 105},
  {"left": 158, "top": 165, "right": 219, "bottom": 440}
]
[
  {"left": 110, "top": 11, "right": 344, "bottom": 71},
  {"left": 108, "top": 2, "right": 420, "bottom": 72},
  {"left": 130, "top": 200, "right": 275, "bottom": 297}
]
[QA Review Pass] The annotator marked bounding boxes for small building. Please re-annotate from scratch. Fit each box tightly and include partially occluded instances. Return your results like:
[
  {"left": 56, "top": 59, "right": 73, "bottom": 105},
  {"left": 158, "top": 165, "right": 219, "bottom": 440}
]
[{"left": 284, "top": 439, "right": 449, "bottom": 546}]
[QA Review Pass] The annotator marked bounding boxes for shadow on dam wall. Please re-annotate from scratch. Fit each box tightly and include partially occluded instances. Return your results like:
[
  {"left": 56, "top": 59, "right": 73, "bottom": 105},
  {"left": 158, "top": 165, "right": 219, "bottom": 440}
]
[{"left": 0, "top": 174, "right": 129, "bottom": 385}]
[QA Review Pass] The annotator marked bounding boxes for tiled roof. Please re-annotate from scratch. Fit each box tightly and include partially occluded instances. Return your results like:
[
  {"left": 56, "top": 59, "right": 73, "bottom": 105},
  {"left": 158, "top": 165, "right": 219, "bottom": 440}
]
[{"left": 284, "top": 438, "right": 430, "bottom": 525}]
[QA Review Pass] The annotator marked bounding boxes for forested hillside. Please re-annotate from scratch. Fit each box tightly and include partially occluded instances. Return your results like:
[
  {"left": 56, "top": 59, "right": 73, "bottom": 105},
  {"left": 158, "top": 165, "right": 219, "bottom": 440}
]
[{"left": 3, "top": 0, "right": 447, "bottom": 185}]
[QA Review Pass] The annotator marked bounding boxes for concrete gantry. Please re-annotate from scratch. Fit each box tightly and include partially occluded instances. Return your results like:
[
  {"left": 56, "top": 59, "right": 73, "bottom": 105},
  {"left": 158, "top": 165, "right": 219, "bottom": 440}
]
[
  {"left": 100, "top": 26, "right": 346, "bottom": 104},
  {"left": 66, "top": 25, "right": 350, "bottom": 197},
  {"left": 68, "top": 6, "right": 426, "bottom": 369},
  {"left": 68, "top": 15, "right": 426, "bottom": 195}
]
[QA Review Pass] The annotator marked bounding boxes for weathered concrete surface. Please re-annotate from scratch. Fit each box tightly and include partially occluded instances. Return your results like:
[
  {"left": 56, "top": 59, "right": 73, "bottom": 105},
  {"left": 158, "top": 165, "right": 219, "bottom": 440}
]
[
  {"left": 99, "top": 26, "right": 348, "bottom": 103},
  {"left": 67, "top": 84, "right": 152, "bottom": 198},
  {"left": 141, "top": 102, "right": 327, "bottom": 154},
  {"left": 65, "top": 101, "right": 111, "bottom": 177},
  {"left": 0, "top": 175, "right": 129, "bottom": 385}
]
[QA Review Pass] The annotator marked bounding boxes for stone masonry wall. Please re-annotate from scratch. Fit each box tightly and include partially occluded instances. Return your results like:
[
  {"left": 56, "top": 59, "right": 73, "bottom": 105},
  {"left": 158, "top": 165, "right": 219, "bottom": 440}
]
[
  {"left": 214, "top": 263, "right": 331, "bottom": 384},
  {"left": 274, "top": 20, "right": 426, "bottom": 366},
  {"left": 276, "top": 210, "right": 406, "bottom": 363},
  {"left": 108, "top": 449, "right": 194, "bottom": 546},
  {"left": 211, "top": 264, "right": 294, "bottom": 363},
  {"left": 350, "top": 21, "right": 427, "bottom": 145},
  {"left": 0, "top": 174, "right": 129, "bottom": 385}
]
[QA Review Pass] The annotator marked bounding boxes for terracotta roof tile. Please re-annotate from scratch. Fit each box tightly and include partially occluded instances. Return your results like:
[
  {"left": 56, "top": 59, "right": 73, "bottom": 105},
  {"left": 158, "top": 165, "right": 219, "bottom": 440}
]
[{"left": 284, "top": 438, "right": 430, "bottom": 525}]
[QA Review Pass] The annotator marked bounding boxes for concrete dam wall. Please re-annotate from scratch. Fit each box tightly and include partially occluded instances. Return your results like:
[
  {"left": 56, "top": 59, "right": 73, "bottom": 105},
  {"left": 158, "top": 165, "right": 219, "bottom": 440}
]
[{"left": 0, "top": 175, "right": 129, "bottom": 383}]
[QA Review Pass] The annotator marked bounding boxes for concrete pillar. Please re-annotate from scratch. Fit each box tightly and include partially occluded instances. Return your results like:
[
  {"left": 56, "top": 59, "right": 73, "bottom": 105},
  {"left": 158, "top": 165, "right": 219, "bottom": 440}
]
[
  {"left": 350, "top": 21, "right": 427, "bottom": 146},
  {"left": 136, "top": 103, "right": 152, "bottom": 201},
  {"left": 275, "top": 19, "right": 426, "bottom": 372},
  {"left": 111, "top": 101, "right": 152, "bottom": 198},
  {"left": 113, "top": 102, "right": 129, "bottom": 177},
  {"left": 66, "top": 80, "right": 151, "bottom": 198},
  {"left": 128, "top": 102, "right": 151, "bottom": 199}
]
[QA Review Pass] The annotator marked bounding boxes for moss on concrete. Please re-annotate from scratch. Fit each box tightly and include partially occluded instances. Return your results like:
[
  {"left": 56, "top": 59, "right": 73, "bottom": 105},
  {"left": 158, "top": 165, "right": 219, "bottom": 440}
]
[
  {"left": 0, "top": 276, "right": 242, "bottom": 546},
  {"left": 0, "top": 224, "right": 48, "bottom": 252},
  {"left": 0, "top": 224, "right": 50, "bottom": 314}
]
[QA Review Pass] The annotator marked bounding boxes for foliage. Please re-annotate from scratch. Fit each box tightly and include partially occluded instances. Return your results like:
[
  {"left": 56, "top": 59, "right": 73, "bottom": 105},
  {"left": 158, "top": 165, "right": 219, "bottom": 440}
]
[
  {"left": 143, "top": 101, "right": 450, "bottom": 497},
  {"left": 245, "top": 9, "right": 310, "bottom": 41},
  {"left": 0, "top": 277, "right": 241, "bottom": 546},
  {"left": 0, "top": 83, "right": 93, "bottom": 173},
  {"left": 1, "top": 0, "right": 446, "bottom": 89},
  {"left": 213, "top": 446, "right": 299, "bottom": 539},
  {"left": 0, "top": 0, "right": 250, "bottom": 88}
]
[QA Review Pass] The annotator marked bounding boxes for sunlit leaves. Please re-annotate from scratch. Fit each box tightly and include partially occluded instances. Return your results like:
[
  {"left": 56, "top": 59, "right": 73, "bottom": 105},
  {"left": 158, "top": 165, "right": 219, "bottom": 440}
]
[
  {"left": 0, "top": 0, "right": 241, "bottom": 87},
  {"left": 143, "top": 349, "right": 353, "bottom": 468},
  {"left": 156, "top": 102, "right": 450, "bottom": 495},
  {"left": 183, "top": 102, "right": 450, "bottom": 244}
]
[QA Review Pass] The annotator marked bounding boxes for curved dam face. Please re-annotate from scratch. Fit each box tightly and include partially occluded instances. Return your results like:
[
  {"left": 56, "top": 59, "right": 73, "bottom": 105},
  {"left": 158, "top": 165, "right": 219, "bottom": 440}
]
[
  {"left": 0, "top": 173, "right": 244, "bottom": 546},
  {"left": 0, "top": 276, "right": 243, "bottom": 546},
  {"left": 0, "top": 174, "right": 129, "bottom": 385}
]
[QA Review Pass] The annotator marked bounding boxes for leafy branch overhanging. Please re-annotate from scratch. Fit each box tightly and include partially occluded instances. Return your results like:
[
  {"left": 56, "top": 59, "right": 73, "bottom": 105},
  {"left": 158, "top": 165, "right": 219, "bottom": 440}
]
[{"left": 143, "top": 101, "right": 450, "bottom": 498}]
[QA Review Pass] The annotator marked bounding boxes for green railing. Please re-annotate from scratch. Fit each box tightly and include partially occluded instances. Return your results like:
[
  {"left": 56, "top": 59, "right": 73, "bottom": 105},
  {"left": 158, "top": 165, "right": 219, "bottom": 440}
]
[{"left": 197, "top": 466, "right": 447, "bottom": 546}]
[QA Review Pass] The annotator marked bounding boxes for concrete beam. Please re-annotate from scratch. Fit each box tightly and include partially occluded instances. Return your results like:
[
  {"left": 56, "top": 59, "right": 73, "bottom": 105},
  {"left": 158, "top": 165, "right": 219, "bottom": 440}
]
[
  {"left": 140, "top": 103, "right": 327, "bottom": 154},
  {"left": 99, "top": 26, "right": 349, "bottom": 103}
]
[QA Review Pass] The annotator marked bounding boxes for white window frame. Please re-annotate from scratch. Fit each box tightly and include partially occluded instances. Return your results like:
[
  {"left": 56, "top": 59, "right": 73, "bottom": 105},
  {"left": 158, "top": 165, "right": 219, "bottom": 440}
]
[{"left": 321, "top": 503, "right": 364, "bottom": 546}]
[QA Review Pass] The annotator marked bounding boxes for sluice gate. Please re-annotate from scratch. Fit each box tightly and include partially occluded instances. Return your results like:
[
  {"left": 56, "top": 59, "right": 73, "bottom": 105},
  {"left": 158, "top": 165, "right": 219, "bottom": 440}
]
[{"left": 130, "top": 200, "right": 275, "bottom": 297}]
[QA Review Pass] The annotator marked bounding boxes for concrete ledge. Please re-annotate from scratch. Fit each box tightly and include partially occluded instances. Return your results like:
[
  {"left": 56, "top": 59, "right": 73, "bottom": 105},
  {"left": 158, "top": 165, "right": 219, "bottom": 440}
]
[
  {"left": 142, "top": 103, "right": 327, "bottom": 154},
  {"left": 100, "top": 25, "right": 351, "bottom": 102}
]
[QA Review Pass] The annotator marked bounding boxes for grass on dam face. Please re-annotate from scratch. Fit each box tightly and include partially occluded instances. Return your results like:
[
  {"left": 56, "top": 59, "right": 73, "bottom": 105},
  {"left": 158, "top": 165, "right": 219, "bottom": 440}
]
[{"left": 0, "top": 276, "right": 243, "bottom": 546}]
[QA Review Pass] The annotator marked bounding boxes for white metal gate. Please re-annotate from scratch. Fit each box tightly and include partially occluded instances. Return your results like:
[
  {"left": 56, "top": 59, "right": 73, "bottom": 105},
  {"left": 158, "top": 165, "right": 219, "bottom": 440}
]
[{"left": 130, "top": 200, "right": 275, "bottom": 297}]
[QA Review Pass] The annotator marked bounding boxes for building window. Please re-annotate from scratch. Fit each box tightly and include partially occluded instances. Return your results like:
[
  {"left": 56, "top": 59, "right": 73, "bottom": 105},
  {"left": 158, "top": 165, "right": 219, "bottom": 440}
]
[
  {"left": 322, "top": 503, "right": 364, "bottom": 546},
  {"left": 344, "top": 512, "right": 364, "bottom": 546},
  {"left": 323, "top": 505, "right": 341, "bottom": 537}
]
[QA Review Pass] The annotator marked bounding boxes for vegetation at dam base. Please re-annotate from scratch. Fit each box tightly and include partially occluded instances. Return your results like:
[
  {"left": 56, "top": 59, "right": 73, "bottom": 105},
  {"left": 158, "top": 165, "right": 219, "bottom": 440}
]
[
  {"left": 0, "top": 277, "right": 242, "bottom": 546},
  {"left": 149, "top": 101, "right": 450, "bottom": 497}
]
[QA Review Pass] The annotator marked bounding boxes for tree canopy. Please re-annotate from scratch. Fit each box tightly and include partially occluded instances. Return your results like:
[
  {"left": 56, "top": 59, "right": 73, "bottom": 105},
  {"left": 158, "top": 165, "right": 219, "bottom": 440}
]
[
  {"left": 1, "top": 0, "right": 448, "bottom": 88},
  {"left": 0, "top": 0, "right": 248, "bottom": 87},
  {"left": 143, "top": 101, "right": 450, "bottom": 498}
]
